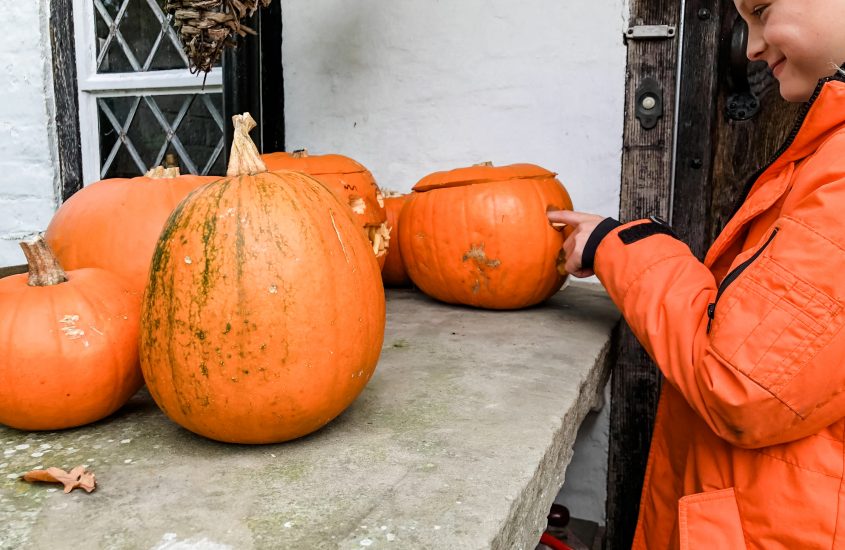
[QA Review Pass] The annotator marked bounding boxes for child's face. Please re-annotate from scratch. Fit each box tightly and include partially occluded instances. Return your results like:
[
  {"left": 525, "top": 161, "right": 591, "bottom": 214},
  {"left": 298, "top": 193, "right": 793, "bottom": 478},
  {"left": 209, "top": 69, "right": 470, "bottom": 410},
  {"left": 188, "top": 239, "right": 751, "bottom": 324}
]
[{"left": 734, "top": 0, "right": 845, "bottom": 102}]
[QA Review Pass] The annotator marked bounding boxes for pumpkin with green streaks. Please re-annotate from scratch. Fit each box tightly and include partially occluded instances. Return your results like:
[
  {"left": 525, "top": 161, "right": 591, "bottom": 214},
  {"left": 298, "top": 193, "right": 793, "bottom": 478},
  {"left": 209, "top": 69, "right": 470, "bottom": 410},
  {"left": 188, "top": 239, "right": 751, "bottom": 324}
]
[{"left": 140, "top": 114, "right": 385, "bottom": 444}]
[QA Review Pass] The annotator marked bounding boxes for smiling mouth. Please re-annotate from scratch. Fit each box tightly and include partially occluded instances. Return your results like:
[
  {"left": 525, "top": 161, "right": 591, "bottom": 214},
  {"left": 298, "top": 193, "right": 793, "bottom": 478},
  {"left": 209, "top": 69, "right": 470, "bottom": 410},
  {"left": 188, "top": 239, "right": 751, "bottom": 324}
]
[{"left": 770, "top": 58, "right": 786, "bottom": 75}]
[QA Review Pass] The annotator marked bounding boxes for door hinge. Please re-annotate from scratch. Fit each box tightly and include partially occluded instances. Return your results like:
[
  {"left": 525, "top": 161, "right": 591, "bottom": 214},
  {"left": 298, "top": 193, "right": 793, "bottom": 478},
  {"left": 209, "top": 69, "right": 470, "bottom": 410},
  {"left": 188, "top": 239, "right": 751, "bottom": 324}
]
[{"left": 624, "top": 25, "right": 677, "bottom": 40}]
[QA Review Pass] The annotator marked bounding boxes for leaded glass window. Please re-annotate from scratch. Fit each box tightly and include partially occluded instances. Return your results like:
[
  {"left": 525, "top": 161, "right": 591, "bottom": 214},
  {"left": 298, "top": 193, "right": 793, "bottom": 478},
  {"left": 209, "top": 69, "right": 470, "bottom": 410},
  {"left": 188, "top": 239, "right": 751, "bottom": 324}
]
[{"left": 73, "top": 0, "right": 224, "bottom": 182}]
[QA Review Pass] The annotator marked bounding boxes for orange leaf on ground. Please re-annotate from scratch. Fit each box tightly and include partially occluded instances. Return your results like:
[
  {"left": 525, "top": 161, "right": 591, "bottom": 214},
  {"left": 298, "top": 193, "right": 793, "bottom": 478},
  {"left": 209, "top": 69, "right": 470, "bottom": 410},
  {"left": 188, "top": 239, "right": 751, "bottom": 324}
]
[{"left": 22, "top": 466, "right": 96, "bottom": 493}]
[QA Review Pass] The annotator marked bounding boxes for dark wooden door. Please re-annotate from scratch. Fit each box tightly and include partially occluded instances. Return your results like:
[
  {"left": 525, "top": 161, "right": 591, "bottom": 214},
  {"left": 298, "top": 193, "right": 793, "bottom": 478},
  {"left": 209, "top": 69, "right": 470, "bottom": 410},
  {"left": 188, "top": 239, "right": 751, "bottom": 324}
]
[
  {"left": 706, "top": 7, "right": 800, "bottom": 246},
  {"left": 607, "top": 1, "right": 799, "bottom": 548},
  {"left": 223, "top": 1, "right": 286, "bottom": 161}
]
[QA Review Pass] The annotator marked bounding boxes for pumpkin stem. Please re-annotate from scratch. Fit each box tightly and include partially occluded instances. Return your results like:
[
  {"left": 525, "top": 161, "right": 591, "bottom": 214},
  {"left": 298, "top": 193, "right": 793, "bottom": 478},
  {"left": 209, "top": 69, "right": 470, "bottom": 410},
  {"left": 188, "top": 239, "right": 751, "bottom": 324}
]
[
  {"left": 226, "top": 113, "right": 267, "bottom": 177},
  {"left": 473, "top": 161, "right": 494, "bottom": 167},
  {"left": 291, "top": 149, "right": 309, "bottom": 158},
  {"left": 19, "top": 235, "right": 68, "bottom": 287},
  {"left": 144, "top": 165, "right": 181, "bottom": 178}
]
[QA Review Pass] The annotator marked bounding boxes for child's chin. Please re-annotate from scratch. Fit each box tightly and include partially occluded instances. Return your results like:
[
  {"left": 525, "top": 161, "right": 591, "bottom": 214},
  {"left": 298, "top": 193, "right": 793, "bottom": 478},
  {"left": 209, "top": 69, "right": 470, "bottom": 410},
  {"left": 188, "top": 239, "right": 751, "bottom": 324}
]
[{"left": 778, "top": 81, "right": 814, "bottom": 103}]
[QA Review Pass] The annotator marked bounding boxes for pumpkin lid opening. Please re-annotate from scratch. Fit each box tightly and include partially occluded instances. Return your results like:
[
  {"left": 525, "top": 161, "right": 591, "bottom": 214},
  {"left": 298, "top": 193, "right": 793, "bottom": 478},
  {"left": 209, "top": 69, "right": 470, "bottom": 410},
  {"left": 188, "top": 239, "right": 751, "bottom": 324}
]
[
  {"left": 412, "top": 163, "right": 557, "bottom": 192},
  {"left": 144, "top": 166, "right": 182, "bottom": 179},
  {"left": 262, "top": 150, "right": 370, "bottom": 176}
]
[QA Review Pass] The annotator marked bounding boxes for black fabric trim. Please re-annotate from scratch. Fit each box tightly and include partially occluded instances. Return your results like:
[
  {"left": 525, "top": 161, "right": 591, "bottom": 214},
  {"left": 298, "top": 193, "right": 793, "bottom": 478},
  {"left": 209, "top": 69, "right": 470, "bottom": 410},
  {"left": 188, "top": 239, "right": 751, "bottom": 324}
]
[
  {"left": 582, "top": 217, "right": 621, "bottom": 270},
  {"left": 618, "top": 222, "right": 678, "bottom": 245}
]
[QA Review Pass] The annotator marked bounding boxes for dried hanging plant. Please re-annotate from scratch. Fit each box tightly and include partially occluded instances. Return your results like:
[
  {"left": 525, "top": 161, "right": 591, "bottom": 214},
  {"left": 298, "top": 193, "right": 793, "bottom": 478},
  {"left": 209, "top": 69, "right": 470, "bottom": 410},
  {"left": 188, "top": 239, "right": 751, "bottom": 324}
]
[{"left": 166, "top": 0, "right": 272, "bottom": 74}]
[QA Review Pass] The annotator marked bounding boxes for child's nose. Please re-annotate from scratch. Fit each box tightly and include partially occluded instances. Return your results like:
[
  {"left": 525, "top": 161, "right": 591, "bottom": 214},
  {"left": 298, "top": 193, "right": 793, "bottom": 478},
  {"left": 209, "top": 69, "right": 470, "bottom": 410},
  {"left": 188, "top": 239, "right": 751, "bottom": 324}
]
[{"left": 745, "top": 24, "right": 766, "bottom": 61}]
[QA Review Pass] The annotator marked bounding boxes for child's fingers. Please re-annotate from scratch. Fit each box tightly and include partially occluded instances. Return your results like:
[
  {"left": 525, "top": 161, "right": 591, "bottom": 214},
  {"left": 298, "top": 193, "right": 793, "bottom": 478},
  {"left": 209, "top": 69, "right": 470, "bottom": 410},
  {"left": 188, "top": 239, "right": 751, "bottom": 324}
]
[{"left": 546, "top": 210, "right": 597, "bottom": 227}]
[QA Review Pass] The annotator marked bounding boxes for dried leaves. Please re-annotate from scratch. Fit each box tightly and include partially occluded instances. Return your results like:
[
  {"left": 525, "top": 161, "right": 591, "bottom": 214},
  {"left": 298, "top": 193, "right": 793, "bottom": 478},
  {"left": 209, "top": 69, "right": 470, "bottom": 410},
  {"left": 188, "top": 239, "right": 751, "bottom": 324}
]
[
  {"left": 166, "top": 0, "right": 273, "bottom": 73},
  {"left": 22, "top": 466, "right": 96, "bottom": 494}
]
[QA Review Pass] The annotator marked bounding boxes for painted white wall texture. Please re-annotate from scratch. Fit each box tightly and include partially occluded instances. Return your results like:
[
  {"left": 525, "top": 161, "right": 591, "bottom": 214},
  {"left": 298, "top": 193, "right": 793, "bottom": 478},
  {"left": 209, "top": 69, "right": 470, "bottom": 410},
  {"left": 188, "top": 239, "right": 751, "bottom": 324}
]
[
  {"left": 0, "top": 0, "right": 59, "bottom": 266},
  {"left": 283, "top": 0, "right": 628, "bottom": 524},
  {"left": 283, "top": 0, "right": 627, "bottom": 215}
]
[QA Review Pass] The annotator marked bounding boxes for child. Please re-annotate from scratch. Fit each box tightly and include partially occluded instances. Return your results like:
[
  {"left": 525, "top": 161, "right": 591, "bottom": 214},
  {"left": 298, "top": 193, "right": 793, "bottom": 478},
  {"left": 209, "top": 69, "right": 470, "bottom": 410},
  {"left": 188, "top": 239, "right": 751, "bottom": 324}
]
[{"left": 548, "top": 0, "right": 845, "bottom": 547}]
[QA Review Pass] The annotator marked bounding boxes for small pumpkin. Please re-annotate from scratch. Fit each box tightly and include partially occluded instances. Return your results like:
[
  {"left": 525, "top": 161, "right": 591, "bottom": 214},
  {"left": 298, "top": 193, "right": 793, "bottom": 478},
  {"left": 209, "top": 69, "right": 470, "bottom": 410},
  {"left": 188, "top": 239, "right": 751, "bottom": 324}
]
[
  {"left": 141, "top": 114, "right": 385, "bottom": 444},
  {"left": 261, "top": 149, "right": 390, "bottom": 266},
  {"left": 398, "top": 162, "right": 573, "bottom": 310},
  {"left": 44, "top": 166, "right": 218, "bottom": 295},
  {"left": 0, "top": 236, "right": 142, "bottom": 431},
  {"left": 381, "top": 191, "right": 414, "bottom": 287}
]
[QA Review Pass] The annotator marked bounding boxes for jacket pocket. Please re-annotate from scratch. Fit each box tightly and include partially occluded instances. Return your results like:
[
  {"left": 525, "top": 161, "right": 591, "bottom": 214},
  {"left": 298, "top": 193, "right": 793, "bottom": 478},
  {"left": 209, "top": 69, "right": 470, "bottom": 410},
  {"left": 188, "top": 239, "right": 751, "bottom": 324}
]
[
  {"left": 678, "top": 488, "right": 746, "bottom": 550},
  {"left": 708, "top": 230, "right": 842, "bottom": 400}
]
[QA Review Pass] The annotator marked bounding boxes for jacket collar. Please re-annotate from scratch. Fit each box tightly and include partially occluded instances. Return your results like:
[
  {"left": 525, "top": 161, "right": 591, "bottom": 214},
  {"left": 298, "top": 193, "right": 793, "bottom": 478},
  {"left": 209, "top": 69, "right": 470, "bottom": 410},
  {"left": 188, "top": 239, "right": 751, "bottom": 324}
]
[{"left": 704, "top": 69, "right": 845, "bottom": 267}]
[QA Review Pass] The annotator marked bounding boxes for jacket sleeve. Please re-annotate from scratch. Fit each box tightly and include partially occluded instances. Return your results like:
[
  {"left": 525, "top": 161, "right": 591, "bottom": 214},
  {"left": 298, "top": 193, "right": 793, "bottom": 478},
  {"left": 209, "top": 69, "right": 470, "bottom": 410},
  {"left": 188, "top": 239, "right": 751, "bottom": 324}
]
[{"left": 594, "top": 137, "right": 845, "bottom": 449}]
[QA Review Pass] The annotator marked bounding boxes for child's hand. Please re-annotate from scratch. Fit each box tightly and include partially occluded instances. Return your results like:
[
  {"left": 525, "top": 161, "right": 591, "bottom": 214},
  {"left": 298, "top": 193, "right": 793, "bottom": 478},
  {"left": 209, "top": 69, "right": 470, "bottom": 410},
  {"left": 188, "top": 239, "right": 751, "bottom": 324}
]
[{"left": 547, "top": 210, "right": 605, "bottom": 278}]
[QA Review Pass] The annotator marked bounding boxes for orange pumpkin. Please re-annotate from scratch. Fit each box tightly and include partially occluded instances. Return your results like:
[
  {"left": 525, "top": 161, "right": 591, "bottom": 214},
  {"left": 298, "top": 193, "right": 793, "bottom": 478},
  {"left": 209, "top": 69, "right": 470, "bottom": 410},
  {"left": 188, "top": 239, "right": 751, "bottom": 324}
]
[
  {"left": 0, "top": 236, "right": 142, "bottom": 430},
  {"left": 398, "top": 162, "right": 573, "bottom": 310},
  {"left": 261, "top": 149, "right": 390, "bottom": 267},
  {"left": 141, "top": 114, "right": 386, "bottom": 444},
  {"left": 381, "top": 191, "right": 414, "bottom": 287},
  {"left": 44, "top": 166, "right": 218, "bottom": 295}
]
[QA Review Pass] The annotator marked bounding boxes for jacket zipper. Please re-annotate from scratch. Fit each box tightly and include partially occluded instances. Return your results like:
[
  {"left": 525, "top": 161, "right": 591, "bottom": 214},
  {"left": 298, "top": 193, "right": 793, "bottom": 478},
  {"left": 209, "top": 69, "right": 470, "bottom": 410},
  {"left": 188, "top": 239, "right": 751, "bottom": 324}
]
[
  {"left": 706, "top": 228, "right": 779, "bottom": 333},
  {"left": 711, "top": 68, "right": 845, "bottom": 331},
  {"left": 729, "top": 68, "right": 845, "bottom": 219}
]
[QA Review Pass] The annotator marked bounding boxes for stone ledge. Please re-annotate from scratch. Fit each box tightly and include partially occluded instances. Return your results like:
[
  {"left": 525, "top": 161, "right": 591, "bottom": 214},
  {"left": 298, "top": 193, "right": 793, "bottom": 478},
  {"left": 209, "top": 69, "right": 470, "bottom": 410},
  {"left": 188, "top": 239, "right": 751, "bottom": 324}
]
[{"left": 0, "top": 282, "right": 619, "bottom": 550}]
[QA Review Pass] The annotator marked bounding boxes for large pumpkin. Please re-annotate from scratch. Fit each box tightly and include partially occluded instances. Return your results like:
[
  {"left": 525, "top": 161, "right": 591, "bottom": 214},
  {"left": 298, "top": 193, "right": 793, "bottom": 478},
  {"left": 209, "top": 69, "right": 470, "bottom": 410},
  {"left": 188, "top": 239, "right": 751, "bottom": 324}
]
[
  {"left": 399, "top": 162, "right": 572, "bottom": 309},
  {"left": 261, "top": 149, "right": 390, "bottom": 266},
  {"left": 44, "top": 166, "right": 218, "bottom": 295},
  {"left": 381, "top": 191, "right": 413, "bottom": 287},
  {"left": 0, "top": 236, "right": 142, "bottom": 430},
  {"left": 141, "top": 114, "right": 386, "bottom": 444}
]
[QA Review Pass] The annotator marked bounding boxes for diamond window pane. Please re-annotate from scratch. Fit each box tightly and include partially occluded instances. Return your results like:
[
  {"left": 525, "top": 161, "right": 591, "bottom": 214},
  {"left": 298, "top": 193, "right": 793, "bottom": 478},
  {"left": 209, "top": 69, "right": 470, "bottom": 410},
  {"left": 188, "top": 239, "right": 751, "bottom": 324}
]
[
  {"left": 97, "top": 93, "right": 224, "bottom": 179},
  {"left": 94, "top": 0, "right": 213, "bottom": 73}
]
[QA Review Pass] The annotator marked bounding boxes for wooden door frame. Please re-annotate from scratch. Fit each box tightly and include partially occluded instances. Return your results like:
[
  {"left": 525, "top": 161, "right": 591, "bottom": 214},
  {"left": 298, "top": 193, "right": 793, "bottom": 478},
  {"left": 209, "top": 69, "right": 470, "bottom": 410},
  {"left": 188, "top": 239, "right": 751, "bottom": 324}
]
[
  {"left": 50, "top": 0, "right": 84, "bottom": 202},
  {"left": 606, "top": 0, "right": 722, "bottom": 548},
  {"left": 222, "top": 1, "right": 285, "bottom": 164}
]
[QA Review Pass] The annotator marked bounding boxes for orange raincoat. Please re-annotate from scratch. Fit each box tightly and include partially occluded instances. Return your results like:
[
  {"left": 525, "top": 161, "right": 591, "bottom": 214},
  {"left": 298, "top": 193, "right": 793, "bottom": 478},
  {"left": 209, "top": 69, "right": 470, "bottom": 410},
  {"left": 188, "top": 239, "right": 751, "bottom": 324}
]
[{"left": 591, "top": 73, "right": 845, "bottom": 549}]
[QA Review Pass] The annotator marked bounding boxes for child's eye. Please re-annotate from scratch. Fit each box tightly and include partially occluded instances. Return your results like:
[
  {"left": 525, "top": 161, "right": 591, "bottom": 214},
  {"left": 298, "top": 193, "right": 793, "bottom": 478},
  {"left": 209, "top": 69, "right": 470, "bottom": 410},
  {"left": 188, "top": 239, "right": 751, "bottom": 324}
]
[{"left": 751, "top": 5, "right": 768, "bottom": 18}]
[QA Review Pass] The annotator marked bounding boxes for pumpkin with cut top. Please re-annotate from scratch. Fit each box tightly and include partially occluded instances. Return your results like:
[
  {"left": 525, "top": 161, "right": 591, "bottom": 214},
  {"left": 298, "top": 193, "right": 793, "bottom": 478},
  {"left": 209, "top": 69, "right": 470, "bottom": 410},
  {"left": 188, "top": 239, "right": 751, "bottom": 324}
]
[
  {"left": 399, "top": 162, "right": 572, "bottom": 310},
  {"left": 261, "top": 149, "right": 390, "bottom": 267},
  {"left": 141, "top": 114, "right": 385, "bottom": 444}
]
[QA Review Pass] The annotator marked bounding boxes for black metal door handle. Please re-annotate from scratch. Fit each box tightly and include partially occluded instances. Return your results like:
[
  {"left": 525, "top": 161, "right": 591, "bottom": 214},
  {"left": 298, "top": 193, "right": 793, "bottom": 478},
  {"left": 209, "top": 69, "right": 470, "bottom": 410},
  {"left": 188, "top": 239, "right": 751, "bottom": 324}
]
[{"left": 725, "top": 16, "right": 760, "bottom": 120}]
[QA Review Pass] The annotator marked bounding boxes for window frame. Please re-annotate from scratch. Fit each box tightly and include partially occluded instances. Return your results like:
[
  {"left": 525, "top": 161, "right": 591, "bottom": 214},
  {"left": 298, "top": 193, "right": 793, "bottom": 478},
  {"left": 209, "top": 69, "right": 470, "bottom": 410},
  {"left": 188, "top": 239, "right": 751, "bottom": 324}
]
[
  {"left": 71, "top": 0, "right": 223, "bottom": 185},
  {"left": 50, "top": 0, "right": 284, "bottom": 197}
]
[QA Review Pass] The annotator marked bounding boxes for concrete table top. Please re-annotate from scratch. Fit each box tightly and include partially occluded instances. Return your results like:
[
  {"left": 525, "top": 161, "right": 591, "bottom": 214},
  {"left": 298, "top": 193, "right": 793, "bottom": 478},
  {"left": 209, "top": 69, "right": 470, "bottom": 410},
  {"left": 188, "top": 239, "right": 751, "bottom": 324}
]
[{"left": 0, "top": 282, "right": 619, "bottom": 550}]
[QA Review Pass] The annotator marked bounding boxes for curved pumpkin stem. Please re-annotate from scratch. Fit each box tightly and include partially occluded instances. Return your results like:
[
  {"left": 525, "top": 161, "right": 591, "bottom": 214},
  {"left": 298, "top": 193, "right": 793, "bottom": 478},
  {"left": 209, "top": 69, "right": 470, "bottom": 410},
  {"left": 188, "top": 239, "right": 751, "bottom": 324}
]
[
  {"left": 144, "top": 165, "right": 181, "bottom": 178},
  {"left": 20, "top": 235, "right": 68, "bottom": 287},
  {"left": 227, "top": 113, "right": 267, "bottom": 177}
]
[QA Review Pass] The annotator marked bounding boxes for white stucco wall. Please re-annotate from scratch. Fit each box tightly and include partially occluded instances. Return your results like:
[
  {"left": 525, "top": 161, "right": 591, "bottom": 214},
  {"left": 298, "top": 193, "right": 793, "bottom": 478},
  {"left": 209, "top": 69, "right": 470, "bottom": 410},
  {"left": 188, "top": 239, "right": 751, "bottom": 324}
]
[
  {"left": 282, "top": 0, "right": 627, "bottom": 218},
  {"left": 283, "top": 0, "right": 628, "bottom": 525},
  {"left": 0, "top": 0, "right": 59, "bottom": 266}
]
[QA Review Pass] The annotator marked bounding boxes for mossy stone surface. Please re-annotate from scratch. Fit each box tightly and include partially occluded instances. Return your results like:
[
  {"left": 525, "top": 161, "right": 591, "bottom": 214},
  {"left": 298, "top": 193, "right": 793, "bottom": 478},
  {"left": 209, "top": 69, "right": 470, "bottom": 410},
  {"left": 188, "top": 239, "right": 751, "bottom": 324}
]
[{"left": 0, "top": 284, "right": 617, "bottom": 550}]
